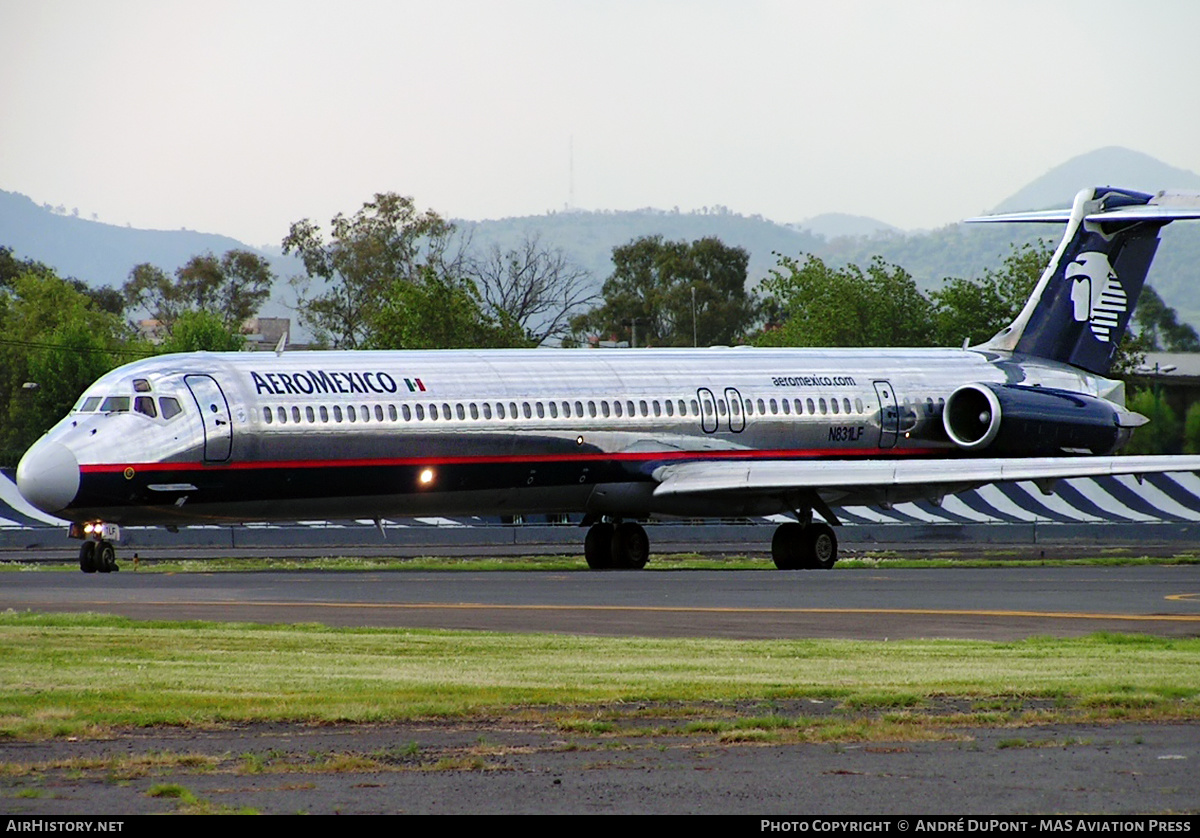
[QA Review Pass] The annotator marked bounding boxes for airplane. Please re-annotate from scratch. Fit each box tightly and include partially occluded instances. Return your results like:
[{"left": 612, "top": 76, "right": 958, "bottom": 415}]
[{"left": 15, "top": 185, "right": 1200, "bottom": 574}]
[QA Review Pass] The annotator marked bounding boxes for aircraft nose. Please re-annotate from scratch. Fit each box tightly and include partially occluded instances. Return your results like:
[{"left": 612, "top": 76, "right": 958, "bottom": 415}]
[{"left": 16, "top": 440, "right": 80, "bottom": 515}]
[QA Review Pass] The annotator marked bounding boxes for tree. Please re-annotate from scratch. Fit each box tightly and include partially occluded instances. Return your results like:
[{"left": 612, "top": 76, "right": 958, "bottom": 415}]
[
  {"left": 929, "top": 242, "right": 1049, "bottom": 347},
  {"left": 368, "top": 269, "right": 530, "bottom": 350},
  {"left": 157, "top": 310, "right": 246, "bottom": 353},
  {"left": 464, "top": 234, "right": 597, "bottom": 345},
  {"left": 0, "top": 268, "right": 132, "bottom": 464},
  {"left": 569, "top": 236, "right": 758, "bottom": 347},
  {"left": 1122, "top": 389, "right": 1181, "bottom": 455},
  {"left": 756, "top": 254, "right": 934, "bottom": 347},
  {"left": 283, "top": 193, "right": 456, "bottom": 349},
  {"left": 123, "top": 249, "right": 273, "bottom": 334},
  {"left": 1133, "top": 285, "right": 1200, "bottom": 352}
]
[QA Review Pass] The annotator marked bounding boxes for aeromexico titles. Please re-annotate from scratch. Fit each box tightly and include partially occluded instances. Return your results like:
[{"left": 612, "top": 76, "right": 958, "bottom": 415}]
[{"left": 16, "top": 186, "right": 1200, "bottom": 573}]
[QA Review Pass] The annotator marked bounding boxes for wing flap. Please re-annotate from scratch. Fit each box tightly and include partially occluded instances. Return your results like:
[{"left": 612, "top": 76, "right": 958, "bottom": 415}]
[{"left": 652, "top": 456, "right": 1200, "bottom": 498}]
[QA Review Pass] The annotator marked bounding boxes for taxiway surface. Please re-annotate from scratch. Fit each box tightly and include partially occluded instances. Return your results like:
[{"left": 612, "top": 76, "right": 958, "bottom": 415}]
[{"left": 4, "top": 564, "right": 1199, "bottom": 639}]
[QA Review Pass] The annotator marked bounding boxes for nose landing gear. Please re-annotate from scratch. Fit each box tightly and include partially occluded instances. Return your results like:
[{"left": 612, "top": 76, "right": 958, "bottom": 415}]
[{"left": 72, "top": 522, "right": 121, "bottom": 574}]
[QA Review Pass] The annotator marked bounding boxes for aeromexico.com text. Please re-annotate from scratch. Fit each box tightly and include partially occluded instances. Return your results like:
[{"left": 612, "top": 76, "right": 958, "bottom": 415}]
[
  {"left": 771, "top": 375, "right": 857, "bottom": 387},
  {"left": 250, "top": 370, "right": 401, "bottom": 397}
]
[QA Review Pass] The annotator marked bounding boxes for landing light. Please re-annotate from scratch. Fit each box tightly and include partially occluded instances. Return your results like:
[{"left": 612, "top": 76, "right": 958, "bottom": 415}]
[{"left": 419, "top": 468, "right": 435, "bottom": 486}]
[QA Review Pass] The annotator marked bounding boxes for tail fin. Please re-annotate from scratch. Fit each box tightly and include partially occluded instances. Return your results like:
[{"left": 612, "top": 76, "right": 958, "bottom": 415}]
[{"left": 972, "top": 187, "right": 1200, "bottom": 375}]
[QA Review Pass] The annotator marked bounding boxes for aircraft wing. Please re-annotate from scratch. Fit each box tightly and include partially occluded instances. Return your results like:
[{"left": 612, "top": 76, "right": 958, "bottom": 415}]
[{"left": 651, "top": 455, "right": 1200, "bottom": 499}]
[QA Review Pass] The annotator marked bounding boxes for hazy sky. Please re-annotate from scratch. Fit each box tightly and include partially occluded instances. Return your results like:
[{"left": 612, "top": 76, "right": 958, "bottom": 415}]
[{"left": 3, "top": 0, "right": 1198, "bottom": 247}]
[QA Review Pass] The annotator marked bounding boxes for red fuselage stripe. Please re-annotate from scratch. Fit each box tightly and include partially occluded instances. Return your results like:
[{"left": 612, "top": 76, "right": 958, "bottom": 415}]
[{"left": 79, "top": 447, "right": 947, "bottom": 474}]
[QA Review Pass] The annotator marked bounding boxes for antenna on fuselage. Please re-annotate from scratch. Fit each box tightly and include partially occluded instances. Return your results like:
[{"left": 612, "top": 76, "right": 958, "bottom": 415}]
[{"left": 274, "top": 330, "right": 288, "bottom": 356}]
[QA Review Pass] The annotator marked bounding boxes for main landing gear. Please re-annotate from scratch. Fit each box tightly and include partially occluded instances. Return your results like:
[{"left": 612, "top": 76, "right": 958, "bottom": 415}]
[
  {"left": 582, "top": 518, "right": 839, "bottom": 571},
  {"left": 584, "top": 521, "right": 650, "bottom": 569},
  {"left": 770, "top": 521, "right": 837, "bottom": 570}
]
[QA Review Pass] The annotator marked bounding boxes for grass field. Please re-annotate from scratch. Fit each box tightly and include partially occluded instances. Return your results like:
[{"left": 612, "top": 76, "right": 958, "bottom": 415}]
[{"left": 2, "top": 612, "right": 1198, "bottom": 739}]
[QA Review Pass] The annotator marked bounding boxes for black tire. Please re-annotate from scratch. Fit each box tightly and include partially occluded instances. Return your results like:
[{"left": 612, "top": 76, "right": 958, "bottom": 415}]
[
  {"left": 97, "top": 542, "right": 117, "bottom": 573},
  {"left": 771, "top": 522, "right": 804, "bottom": 570},
  {"left": 79, "top": 541, "right": 97, "bottom": 574},
  {"left": 807, "top": 523, "right": 838, "bottom": 570},
  {"left": 584, "top": 522, "right": 615, "bottom": 569},
  {"left": 611, "top": 522, "right": 649, "bottom": 569}
]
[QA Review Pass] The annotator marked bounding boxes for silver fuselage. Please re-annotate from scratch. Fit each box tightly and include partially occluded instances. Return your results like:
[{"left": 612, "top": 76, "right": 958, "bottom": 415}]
[{"left": 18, "top": 346, "right": 1117, "bottom": 525}]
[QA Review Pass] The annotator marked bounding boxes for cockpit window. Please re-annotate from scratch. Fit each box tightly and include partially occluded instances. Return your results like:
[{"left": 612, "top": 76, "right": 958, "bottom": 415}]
[
  {"left": 100, "top": 396, "right": 131, "bottom": 413},
  {"left": 78, "top": 396, "right": 102, "bottom": 413},
  {"left": 134, "top": 396, "right": 157, "bottom": 418},
  {"left": 133, "top": 379, "right": 152, "bottom": 393},
  {"left": 159, "top": 397, "right": 183, "bottom": 420}
]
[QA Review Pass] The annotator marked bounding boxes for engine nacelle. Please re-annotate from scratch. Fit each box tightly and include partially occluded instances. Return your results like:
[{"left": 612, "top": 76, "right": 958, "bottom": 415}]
[{"left": 942, "top": 383, "right": 1124, "bottom": 456}]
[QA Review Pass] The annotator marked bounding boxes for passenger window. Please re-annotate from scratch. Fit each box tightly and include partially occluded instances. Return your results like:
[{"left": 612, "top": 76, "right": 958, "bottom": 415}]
[
  {"left": 320, "top": 406, "right": 330, "bottom": 422},
  {"left": 427, "top": 404, "right": 437, "bottom": 420},
  {"left": 469, "top": 403, "right": 479, "bottom": 420},
  {"left": 402, "top": 404, "right": 412, "bottom": 421},
  {"left": 549, "top": 402, "right": 558, "bottom": 418},
  {"left": 576, "top": 401, "right": 585, "bottom": 417},
  {"left": 292, "top": 406, "right": 301, "bottom": 423},
  {"left": 482, "top": 403, "right": 492, "bottom": 419},
  {"left": 614, "top": 401, "right": 623, "bottom": 418},
  {"left": 263, "top": 407, "right": 273, "bottom": 424},
  {"left": 306, "top": 406, "right": 315, "bottom": 423},
  {"left": 454, "top": 404, "right": 463, "bottom": 421},
  {"left": 523, "top": 402, "right": 532, "bottom": 419},
  {"left": 536, "top": 402, "right": 544, "bottom": 419},
  {"left": 277, "top": 406, "right": 287, "bottom": 423},
  {"left": 845, "top": 398, "right": 853, "bottom": 414},
  {"left": 819, "top": 398, "right": 827, "bottom": 415},
  {"left": 588, "top": 401, "right": 597, "bottom": 418},
  {"left": 831, "top": 399, "right": 839, "bottom": 415},
  {"left": 770, "top": 399, "right": 778, "bottom": 415},
  {"left": 442, "top": 402, "right": 451, "bottom": 419},
  {"left": 388, "top": 405, "right": 397, "bottom": 421},
  {"left": 334, "top": 405, "right": 343, "bottom": 422},
  {"left": 600, "top": 401, "right": 609, "bottom": 418},
  {"left": 626, "top": 400, "right": 635, "bottom": 417},
  {"left": 348, "top": 406, "right": 357, "bottom": 422},
  {"left": 415, "top": 404, "right": 424, "bottom": 420},
  {"left": 510, "top": 402, "right": 518, "bottom": 419},
  {"left": 806, "top": 398, "right": 815, "bottom": 414},
  {"left": 160, "top": 397, "right": 182, "bottom": 420},
  {"left": 781, "top": 399, "right": 790, "bottom": 415},
  {"left": 496, "top": 403, "right": 505, "bottom": 420},
  {"left": 665, "top": 400, "right": 674, "bottom": 417},
  {"left": 639, "top": 400, "right": 648, "bottom": 417},
  {"left": 757, "top": 398, "right": 766, "bottom": 414}
]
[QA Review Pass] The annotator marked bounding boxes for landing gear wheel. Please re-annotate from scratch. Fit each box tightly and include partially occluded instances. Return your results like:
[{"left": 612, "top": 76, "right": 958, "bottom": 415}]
[
  {"left": 772, "top": 522, "right": 838, "bottom": 569},
  {"left": 610, "top": 522, "right": 649, "bottom": 569},
  {"left": 771, "top": 522, "right": 804, "bottom": 570},
  {"left": 79, "top": 541, "right": 97, "bottom": 574},
  {"left": 97, "top": 541, "right": 118, "bottom": 573},
  {"left": 806, "top": 523, "right": 837, "bottom": 570},
  {"left": 584, "top": 522, "right": 615, "bottom": 569}
]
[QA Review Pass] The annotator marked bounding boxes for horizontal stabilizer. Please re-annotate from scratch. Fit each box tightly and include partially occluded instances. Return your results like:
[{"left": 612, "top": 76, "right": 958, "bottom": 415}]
[{"left": 968, "top": 190, "right": 1200, "bottom": 225}]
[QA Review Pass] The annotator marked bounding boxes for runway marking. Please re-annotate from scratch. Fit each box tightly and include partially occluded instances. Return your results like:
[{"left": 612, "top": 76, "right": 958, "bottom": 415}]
[
  {"left": 59, "top": 600, "right": 1200, "bottom": 623},
  {"left": 1165, "top": 593, "right": 1200, "bottom": 602}
]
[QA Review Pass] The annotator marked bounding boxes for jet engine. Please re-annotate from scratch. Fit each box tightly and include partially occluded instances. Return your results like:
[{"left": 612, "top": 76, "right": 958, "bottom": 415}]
[{"left": 942, "top": 383, "right": 1132, "bottom": 456}]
